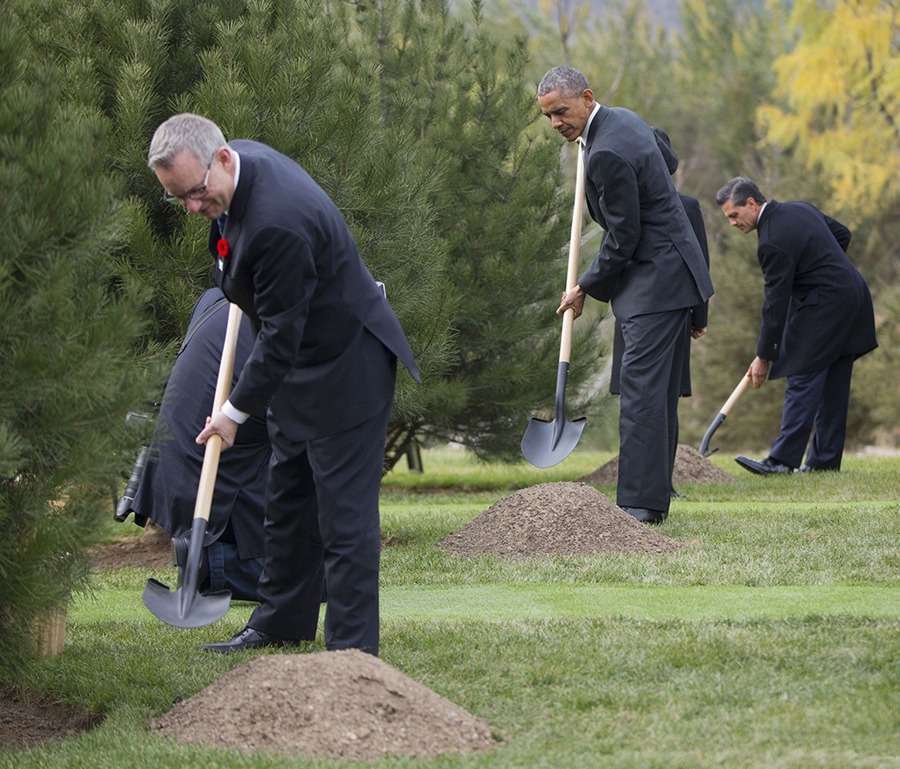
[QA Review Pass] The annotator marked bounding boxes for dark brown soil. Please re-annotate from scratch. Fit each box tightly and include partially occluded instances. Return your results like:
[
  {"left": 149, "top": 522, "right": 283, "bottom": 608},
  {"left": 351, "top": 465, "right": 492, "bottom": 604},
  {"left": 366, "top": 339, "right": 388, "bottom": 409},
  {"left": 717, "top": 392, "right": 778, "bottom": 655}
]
[
  {"left": 0, "top": 689, "right": 100, "bottom": 751},
  {"left": 89, "top": 521, "right": 173, "bottom": 570},
  {"left": 150, "top": 650, "right": 497, "bottom": 760},
  {"left": 580, "top": 443, "right": 736, "bottom": 486},
  {"left": 439, "top": 481, "right": 684, "bottom": 557}
]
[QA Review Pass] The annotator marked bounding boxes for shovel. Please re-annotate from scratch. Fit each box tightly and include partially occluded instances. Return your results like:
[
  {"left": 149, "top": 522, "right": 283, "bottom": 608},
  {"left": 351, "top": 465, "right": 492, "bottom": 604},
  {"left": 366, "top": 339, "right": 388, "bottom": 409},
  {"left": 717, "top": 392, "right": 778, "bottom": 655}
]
[
  {"left": 142, "top": 302, "right": 243, "bottom": 628},
  {"left": 699, "top": 371, "right": 752, "bottom": 456},
  {"left": 521, "top": 139, "right": 587, "bottom": 468}
]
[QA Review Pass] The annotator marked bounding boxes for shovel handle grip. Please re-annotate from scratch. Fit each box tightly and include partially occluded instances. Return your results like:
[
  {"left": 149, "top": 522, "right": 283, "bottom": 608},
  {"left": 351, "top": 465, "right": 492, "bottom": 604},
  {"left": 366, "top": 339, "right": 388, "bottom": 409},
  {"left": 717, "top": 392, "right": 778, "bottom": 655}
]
[
  {"left": 560, "top": 139, "right": 585, "bottom": 365},
  {"left": 193, "top": 303, "right": 243, "bottom": 524}
]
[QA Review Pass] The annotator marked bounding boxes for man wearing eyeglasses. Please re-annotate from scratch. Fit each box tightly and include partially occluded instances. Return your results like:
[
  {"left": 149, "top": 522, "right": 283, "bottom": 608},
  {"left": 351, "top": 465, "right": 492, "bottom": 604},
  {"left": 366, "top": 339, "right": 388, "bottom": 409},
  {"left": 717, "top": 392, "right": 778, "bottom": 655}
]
[{"left": 147, "top": 113, "right": 420, "bottom": 656}]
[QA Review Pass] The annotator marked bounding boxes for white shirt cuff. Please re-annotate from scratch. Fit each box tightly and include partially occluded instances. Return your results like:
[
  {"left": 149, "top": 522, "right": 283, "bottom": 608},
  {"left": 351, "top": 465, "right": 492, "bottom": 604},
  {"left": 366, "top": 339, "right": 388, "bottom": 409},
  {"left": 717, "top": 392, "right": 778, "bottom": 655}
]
[{"left": 221, "top": 399, "right": 250, "bottom": 425}]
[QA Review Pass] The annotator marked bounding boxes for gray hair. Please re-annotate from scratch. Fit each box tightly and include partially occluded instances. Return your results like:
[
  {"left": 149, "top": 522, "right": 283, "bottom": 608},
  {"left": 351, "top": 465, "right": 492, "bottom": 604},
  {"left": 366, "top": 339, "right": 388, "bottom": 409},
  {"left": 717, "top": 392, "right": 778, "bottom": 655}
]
[
  {"left": 716, "top": 176, "right": 767, "bottom": 207},
  {"left": 537, "top": 66, "right": 590, "bottom": 98},
  {"left": 147, "top": 113, "right": 226, "bottom": 170}
]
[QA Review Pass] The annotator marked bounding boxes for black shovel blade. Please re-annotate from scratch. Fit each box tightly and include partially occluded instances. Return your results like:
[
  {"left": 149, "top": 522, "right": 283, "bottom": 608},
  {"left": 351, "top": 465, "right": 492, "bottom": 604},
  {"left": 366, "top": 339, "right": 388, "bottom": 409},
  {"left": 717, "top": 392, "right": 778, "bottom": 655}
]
[
  {"left": 699, "top": 412, "right": 726, "bottom": 457},
  {"left": 521, "top": 414, "right": 587, "bottom": 468},
  {"left": 142, "top": 517, "right": 231, "bottom": 628},
  {"left": 142, "top": 579, "right": 232, "bottom": 629},
  {"left": 521, "top": 361, "right": 586, "bottom": 468}
]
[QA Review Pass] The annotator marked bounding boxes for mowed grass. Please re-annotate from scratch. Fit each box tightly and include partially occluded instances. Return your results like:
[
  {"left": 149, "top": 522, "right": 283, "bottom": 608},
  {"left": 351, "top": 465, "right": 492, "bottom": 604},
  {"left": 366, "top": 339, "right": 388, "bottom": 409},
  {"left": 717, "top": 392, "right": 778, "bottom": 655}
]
[{"left": 3, "top": 449, "right": 898, "bottom": 769}]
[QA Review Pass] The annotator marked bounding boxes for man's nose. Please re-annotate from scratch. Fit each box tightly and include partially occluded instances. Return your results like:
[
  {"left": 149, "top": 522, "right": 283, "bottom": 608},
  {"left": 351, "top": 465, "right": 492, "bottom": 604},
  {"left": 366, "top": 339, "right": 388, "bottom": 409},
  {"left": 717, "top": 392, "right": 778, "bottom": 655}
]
[{"left": 185, "top": 198, "right": 204, "bottom": 214}]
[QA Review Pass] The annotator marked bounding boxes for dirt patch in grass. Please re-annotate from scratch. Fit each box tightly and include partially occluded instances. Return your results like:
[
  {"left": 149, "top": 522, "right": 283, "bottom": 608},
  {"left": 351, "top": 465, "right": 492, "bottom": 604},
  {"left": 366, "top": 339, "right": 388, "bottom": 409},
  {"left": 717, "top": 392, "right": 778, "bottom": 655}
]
[
  {"left": 580, "top": 443, "right": 735, "bottom": 486},
  {"left": 0, "top": 688, "right": 99, "bottom": 751},
  {"left": 150, "top": 650, "right": 497, "bottom": 760},
  {"left": 89, "top": 521, "right": 173, "bottom": 571},
  {"left": 439, "top": 481, "right": 684, "bottom": 558}
]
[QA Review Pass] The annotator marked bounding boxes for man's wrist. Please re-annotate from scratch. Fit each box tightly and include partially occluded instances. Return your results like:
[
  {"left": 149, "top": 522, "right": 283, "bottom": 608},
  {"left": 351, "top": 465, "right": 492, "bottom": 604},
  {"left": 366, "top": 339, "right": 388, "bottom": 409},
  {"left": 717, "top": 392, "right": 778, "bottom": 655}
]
[{"left": 221, "top": 399, "right": 249, "bottom": 424}]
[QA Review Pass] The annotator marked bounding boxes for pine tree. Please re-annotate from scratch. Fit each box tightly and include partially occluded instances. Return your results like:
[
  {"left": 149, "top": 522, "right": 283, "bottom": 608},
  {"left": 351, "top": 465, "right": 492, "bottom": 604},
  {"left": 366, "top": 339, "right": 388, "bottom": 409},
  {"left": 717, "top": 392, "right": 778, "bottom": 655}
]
[
  {"left": 357, "top": 0, "right": 605, "bottom": 459},
  {"left": 0, "top": 18, "right": 152, "bottom": 674}
]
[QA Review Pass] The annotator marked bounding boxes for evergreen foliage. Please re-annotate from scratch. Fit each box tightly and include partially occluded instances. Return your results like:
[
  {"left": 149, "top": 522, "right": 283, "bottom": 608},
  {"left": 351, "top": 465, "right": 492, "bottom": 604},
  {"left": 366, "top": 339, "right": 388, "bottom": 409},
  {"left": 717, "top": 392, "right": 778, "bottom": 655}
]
[
  {"left": 357, "top": 0, "right": 605, "bottom": 458},
  {"left": 0, "top": 19, "right": 153, "bottom": 675}
]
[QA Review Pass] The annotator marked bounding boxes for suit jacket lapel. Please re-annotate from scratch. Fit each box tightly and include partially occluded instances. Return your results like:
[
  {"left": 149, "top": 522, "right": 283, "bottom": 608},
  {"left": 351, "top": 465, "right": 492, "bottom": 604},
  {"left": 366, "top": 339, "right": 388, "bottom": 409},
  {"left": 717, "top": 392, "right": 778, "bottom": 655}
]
[{"left": 583, "top": 107, "right": 607, "bottom": 227}]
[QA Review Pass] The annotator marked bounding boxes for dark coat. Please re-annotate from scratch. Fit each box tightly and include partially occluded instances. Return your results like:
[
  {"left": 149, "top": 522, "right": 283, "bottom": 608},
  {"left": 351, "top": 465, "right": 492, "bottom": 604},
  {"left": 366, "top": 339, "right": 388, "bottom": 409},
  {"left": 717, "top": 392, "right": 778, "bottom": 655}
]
[
  {"left": 755, "top": 200, "right": 877, "bottom": 378},
  {"left": 608, "top": 126, "right": 711, "bottom": 396},
  {"left": 578, "top": 106, "right": 714, "bottom": 321},
  {"left": 209, "top": 140, "right": 419, "bottom": 440},
  {"left": 132, "top": 288, "right": 270, "bottom": 558}
]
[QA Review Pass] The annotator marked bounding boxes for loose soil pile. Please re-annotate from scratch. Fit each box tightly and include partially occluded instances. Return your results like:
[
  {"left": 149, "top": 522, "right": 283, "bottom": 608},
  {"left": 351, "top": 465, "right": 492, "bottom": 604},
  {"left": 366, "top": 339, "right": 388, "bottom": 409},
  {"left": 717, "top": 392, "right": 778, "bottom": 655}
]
[
  {"left": 150, "top": 650, "right": 497, "bottom": 761},
  {"left": 580, "top": 443, "right": 735, "bottom": 486},
  {"left": 439, "top": 481, "right": 683, "bottom": 557}
]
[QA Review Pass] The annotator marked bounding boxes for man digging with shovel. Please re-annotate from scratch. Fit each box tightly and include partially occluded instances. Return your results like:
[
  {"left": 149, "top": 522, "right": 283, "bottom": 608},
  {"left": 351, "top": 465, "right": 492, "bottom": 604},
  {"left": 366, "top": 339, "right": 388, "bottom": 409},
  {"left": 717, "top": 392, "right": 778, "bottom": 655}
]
[
  {"left": 716, "top": 177, "right": 877, "bottom": 475},
  {"left": 537, "top": 66, "right": 714, "bottom": 524},
  {"left": 146, "top": 114, "right": 419, "bottom": 655}
]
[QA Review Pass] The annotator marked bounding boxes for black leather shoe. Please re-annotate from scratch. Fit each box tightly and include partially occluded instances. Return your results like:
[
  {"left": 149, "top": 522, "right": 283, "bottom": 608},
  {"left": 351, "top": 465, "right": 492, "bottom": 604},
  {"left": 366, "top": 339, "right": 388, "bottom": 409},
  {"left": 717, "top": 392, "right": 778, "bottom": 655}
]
[
  {"left": 797, "top": 464, "right": 837, "bottom": 473},
  {"left": 734, "top": 456, "right": 795, "bottom": 475},
  {"left": 622, "top": 507, "right": 667, "bottom": 525},
  {"left": 201, "top": 626, "right": 299, "bottom": 654}
]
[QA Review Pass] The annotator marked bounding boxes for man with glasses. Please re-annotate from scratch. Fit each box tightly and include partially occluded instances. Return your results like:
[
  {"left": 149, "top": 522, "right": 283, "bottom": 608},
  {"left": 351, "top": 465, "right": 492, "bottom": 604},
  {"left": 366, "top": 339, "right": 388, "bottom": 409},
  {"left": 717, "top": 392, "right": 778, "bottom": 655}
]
[{"left": 147, "top": 113, "right": 419, "bottom": 655}]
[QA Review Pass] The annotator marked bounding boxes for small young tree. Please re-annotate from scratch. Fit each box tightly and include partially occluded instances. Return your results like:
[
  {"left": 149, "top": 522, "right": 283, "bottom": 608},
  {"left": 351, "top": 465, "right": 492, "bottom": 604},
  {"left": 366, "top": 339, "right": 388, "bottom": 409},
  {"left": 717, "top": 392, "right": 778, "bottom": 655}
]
[{"left": 0, "top": 20, "right": 152, "bottom": 675}]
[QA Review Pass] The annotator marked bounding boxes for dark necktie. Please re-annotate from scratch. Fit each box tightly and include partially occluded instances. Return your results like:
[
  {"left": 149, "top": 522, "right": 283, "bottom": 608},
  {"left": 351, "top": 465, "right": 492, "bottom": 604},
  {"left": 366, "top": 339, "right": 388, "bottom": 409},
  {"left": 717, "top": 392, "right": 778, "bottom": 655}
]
[{"left": 217, "top": 213, "right": 228, "bottom": 236}]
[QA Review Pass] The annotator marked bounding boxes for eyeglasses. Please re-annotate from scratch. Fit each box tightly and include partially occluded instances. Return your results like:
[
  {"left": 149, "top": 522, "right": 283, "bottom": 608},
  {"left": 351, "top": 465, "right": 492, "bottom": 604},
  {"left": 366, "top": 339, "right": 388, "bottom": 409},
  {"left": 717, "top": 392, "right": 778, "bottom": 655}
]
[{"left": 163, "top": 153, "right": 215, "bottom": 205}]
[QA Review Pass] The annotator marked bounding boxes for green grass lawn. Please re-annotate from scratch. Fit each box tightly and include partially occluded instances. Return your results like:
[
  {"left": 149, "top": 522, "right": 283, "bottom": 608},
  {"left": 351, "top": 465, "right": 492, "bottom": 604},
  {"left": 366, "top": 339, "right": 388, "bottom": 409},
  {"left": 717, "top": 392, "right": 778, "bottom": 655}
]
[{"left": 3, "top": 449, "right": 898, "bottom": 769}]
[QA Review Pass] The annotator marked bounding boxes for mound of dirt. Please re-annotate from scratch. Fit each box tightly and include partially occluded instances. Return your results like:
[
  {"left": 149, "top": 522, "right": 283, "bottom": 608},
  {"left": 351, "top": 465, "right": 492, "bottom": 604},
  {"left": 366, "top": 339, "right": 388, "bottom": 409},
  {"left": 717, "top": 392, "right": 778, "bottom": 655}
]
[
  {"left": 580, "top": 443, "right": 735, "bottom": 486},
  {"left": 150, "top": 650, "right": 496, "bottom": 760},
  {"left": 438, "top": 481, "right": 683, "bottom": 558}
]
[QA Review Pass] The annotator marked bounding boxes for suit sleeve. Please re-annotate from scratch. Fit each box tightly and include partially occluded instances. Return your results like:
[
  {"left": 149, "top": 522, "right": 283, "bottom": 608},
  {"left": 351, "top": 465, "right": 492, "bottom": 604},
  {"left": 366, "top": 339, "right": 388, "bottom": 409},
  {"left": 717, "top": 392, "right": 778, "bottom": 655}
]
[
  {"left": 578, "top": 149, "right": 641, "bottom": 302},
  {"left": 824, "top": 214, "right": 851, "bottom": 253},
  {"left": 756, "top": 241, "right": 795, "bottom": 362},
  {"left": 229, "top": 226, "right": 317, "bottom": 414}
]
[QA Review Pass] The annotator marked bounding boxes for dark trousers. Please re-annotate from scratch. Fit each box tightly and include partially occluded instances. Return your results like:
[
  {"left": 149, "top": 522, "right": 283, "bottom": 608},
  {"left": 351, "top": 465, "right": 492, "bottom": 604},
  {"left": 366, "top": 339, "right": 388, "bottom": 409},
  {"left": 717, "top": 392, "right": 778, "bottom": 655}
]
[
  {"left": 617, "top": 308, "right": 690, "bottom": 512},
  {"left": 247, "top": 401, "right": 392, "bottom": 655},
  {"left": 770, "top": 355, "right": 855, "bottom": 470},
  {"left": 206, "top": 542, "right": 264, "bottom": 603}
]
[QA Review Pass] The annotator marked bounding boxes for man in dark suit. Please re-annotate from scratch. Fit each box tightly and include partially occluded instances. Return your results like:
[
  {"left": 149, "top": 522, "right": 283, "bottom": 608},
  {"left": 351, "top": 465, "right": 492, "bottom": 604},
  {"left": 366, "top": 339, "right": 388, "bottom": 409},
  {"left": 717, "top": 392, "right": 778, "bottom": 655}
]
[
  {"left": 538, "top": 67, "right": 714, "bottom": 524},
  {"left": 147, "top": 113, "right": 419, "bottom": 655},
  {"left": 126, "top": 287, "right": 269, "bottom": 602},
  {"left": 716, "top": 177, "right": 877, "bottom": 474},
  {"left": 609, "top": 128, "right": 710, "bottom": 496}
]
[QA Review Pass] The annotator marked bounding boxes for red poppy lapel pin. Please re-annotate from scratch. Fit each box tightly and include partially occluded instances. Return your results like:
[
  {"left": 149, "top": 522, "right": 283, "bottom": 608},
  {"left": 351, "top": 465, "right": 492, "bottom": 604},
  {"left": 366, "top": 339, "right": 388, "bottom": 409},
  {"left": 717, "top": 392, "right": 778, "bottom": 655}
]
[{"left": 217, "top": 238, "right": 230, "bottom": 259}]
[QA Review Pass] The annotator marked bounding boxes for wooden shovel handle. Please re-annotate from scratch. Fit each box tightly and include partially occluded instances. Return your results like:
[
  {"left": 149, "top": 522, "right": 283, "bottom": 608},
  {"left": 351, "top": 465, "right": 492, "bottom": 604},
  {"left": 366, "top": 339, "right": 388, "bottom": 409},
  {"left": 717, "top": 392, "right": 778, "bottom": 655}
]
[
  {"left": 560, "top": 138, "right": 585, "bottom": 365},
  {"left": 193, "top": 303, "right": 243, "bottom": 524},
  {"left": 720, "top": 372, "right": 752, "bottom": 416}
]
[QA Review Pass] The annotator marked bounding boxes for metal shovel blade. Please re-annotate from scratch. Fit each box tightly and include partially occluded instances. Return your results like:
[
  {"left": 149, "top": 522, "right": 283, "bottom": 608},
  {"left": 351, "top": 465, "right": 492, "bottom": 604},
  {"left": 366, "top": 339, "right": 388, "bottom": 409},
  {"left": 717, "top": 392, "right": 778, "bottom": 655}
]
[
  {"left": 142, "top": 518, "right": 231, "bottom": 629},
  {"left": 698, "top": 373, "right": 752, "bottom": 457},
  {"left": 521, "top": 362, "right": 587, "bottom": 468}
]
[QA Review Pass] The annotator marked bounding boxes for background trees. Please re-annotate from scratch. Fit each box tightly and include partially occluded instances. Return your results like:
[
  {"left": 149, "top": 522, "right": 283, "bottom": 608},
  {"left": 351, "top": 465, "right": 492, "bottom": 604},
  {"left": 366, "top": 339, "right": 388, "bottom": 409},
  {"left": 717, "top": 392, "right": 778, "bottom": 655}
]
[{"left": 2, "top": 0, "right": 897, "bottom": 669}]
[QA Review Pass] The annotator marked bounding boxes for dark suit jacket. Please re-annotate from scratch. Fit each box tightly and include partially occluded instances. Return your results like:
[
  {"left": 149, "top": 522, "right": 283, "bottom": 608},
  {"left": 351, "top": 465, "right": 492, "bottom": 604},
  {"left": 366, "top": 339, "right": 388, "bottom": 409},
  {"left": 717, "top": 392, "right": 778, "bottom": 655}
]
[
  {"left": 578, "top": 106, "right": 714, "bottom": 320},
  {"left": 209, "top": 140, "right": 419, "bottom": 440},
  {"left": 755, "top": 200, "right": 877, "bottom": 378},
  {"left": 609, "top": 191, "right": 710, "bottom": 396},
  {"left": 133, "top": 288, "right": 270, "bottom": 557}
]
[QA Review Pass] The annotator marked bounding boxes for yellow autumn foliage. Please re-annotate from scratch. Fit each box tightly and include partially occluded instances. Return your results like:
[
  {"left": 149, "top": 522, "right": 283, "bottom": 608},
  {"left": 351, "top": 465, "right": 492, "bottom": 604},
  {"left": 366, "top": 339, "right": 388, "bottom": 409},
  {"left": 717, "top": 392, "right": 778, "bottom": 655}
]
[{"left": 758, "top": 0, "right": 899, "bottom": 217}]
